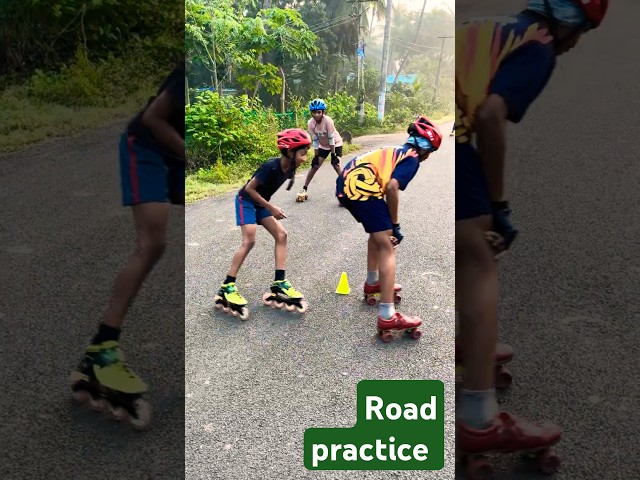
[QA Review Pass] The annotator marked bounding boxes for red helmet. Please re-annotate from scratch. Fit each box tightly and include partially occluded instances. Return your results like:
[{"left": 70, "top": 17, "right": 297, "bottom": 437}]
[
  {"left": 408, "top": 116, "right": 443, "bottom": 151},
  {"left": 573, "top": 0, "right": 608, "bottom": 28},
  {"left": 277, "top": 128, "right": 312, "bottom": 151}
]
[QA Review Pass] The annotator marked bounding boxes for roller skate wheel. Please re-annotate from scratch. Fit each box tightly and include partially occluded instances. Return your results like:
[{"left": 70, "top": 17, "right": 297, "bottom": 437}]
[
  {"left": 108, "top": 405, "right": 129, "bottom": 421},
  {"left": 394, "top": 294, "right": 402, "bottom": 303},
  {"left": 89, "top": 397, "right": 108, "bottom": 412},
  {"left": 495, "top": 365, "right": 513, "bottom": 390},
  {"left": 231, "top": 309, "right": 239, "bottom": 317},
  {"left": 379, "top": 330, "right": 393, "bottom": 343},
  {"left": 537, "top": 449, "right": 561, "bottom": 474},
  {"left": 262, "top": 292, "right": 273, "bottom": 305},
  {"left": 128, "top": 398, "right": 152, "bottom": 431},
  {"left": 286, "top": 303, "right": 296, "bottom": 312},
  {"left": 297, "top": 300, "right": 309, "bottom": 314},
  {"left": 365, "top": 296, "right": 377, "bottom": 306},
  {"left": 466, "top": 456, "right": 494, "bottom": 480},
  {"left": 409, "top": 328, "right": 422, "bottom": 339},
  {"left": 70, "top": 390, "right": 92, "bottom": 404},
  {"left": 239, "top": 307, "right": 249, "bottom": 321},
  {"left": 275, "top": 301, "right": 285, "bottom": 309},
  {"left": 215, "top": 302, "right": 223, "bottom": 310}
]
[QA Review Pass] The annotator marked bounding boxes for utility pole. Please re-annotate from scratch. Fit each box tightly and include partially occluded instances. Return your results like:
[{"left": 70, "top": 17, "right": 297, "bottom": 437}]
[
  {"left": 377, "top": 0, "right": 393, "bottom": 122},
  {"left": 356, "top": 1, "right": 364, "bottom": 124},
  {"left": 432, "top": 35, "right": 453, "bottom": 103}
]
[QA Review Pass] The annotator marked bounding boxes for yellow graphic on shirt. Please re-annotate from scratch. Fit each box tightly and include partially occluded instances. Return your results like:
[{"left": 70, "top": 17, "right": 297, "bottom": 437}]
[
  {"left": 342, "top": 147, "right": 415, "bottom": 201},
  {"left": 455, "top": 16, "right": 553, "bottom": 143}
]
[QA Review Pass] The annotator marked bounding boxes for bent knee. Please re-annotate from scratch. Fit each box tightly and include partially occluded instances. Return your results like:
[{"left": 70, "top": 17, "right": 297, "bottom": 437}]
[
  {"left": 276, "top": 229, "right": 288, "bottom": 244},
  {"left": 137, "top": 240, "right": 166, "bottom": 263},
  {"left": 243, "top": 237, "right": 256, "bottom": 250}
]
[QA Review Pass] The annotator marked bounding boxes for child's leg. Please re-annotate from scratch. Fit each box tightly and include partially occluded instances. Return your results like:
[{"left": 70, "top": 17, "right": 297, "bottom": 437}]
[
  {"left": 227, "top": 224, "right": 257, "bottom": 278},
  {"left": 102, "top": 202, "right": 170, "bottom": 331},
  {"left": 260, "top": 216, "right": 287, "bottom": 276},
  {"left": 455, "top": 215, "right": 562, "bottom": 454},
  {"left": 331, "top": 146, "right": 342, "bottom": 175},
  {"left": 366, "top": 235, "right": 379, "bottom": 285},
  {"left": 303, "top": 157, "right": 323, "bottom": 189},
  {"left": 370, "top": 231, "right": 396, "bottom": 305},
  {"left": 456, "top": 215, "right": 499, "bottom": 426},
  {"left": 303, "top": 149, "right": 330, "bottom": 189}
]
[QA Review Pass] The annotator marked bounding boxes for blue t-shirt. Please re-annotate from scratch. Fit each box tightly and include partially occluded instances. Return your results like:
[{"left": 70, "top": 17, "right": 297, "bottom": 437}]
[
  {"left": 391, "top": 146, "right": 420, "bottom": 190},
  {"left": 239, "top": 157, "right": 292, "bottom": 203}
]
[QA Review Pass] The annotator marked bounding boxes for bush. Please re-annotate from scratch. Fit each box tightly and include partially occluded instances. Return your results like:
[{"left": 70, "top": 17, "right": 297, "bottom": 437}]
[
  {"left": 23, "top": 46, "right": 168, "bottom": 108},
  {"left": 185, "top": 91, "right": 282, "bottom": 174}
]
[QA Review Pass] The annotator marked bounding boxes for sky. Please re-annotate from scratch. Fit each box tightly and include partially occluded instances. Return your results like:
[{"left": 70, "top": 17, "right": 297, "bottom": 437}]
[
  {"left": 368, "top": 0, "right": 455, "bottom": 34},
  {"left": 395, "top": 0, "right": 454, "bottom": 15}
]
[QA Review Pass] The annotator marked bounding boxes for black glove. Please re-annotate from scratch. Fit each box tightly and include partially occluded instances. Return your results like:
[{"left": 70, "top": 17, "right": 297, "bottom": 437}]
[
  {"left": 392, "top": 223, "right": 404, "bottom": 245},
  {"left": 491, "top": 201, "right": 518, "bottom": 250}
]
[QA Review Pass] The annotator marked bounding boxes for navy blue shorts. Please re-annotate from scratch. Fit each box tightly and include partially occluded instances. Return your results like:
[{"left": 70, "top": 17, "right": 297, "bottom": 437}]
[
  {"left": 338, "top": 196, "right": 393, "bottom": 234},
  {"left": 235, "top": 194, "right": 273, "bottom": 226},
  {"left": 119, "top": 133, "right": 184, "bottom": 206},
  {"left": 456, "top": 142, "right": 491, "bottom": 221}
]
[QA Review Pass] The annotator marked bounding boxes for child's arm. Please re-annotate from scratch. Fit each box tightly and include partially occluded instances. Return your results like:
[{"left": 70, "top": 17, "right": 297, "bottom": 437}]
[
  {"left": 475, "top": 94, "right": 508, "bottom": 202},
  {"left": 326, "top": 117, "right": 337, "bottom": 157},
  {"left": 244, "top": 178, "right": 286, "bottom": 219},
  {"left": 308, "top": 121, "right": 320, "bottom": 158},
  {"left": 385, "top": 179, "right": 401, "bottom": 225},
  {"left": 142, "top": 89, "right": 184, "bottom": 160}
]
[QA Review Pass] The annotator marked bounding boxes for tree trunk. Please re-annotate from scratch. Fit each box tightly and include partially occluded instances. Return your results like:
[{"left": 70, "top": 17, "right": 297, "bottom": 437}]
[
  {"left": 390, "top": 0, "right": 427, "bottom": 90},
  {"left": 279, "top": 66, "right": 286, "bottom": 113}
]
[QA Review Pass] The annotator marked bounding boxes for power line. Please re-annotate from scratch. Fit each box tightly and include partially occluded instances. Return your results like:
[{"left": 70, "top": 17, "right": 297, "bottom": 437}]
[{"left": 390, "top": 36, "right": 441, "bottom": 50}]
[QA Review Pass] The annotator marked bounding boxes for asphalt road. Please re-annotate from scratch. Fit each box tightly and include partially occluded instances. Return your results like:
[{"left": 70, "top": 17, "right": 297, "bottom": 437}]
[
  {"left": 185, "top": 126, "right": 456, "bottom": 479},
  {"left": 457, "top": 1, "right": 640, "bottom": 479},
  {"left": 0, "top": 121, "right": 185, "bottom": 479}
]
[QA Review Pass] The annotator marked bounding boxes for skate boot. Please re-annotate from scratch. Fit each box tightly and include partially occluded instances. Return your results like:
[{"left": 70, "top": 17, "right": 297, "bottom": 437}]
[
  {"left": 363, "top": 281, "right": 402, "bottom": 305},
  {"left": 262, "top": 279, "right": 309, "bottom": 313},
  {"left": 214, "top": 282, "right": 249, "bottom": 320},
  {"left": 69, "top": 340, "right": 151, "bottom": 430},
  {"left": 455, "top": 340, "right": 514, "bottom": 390},
  {"left": 296, "top": 189, "right": 308, "bottom": 202},
  {"left": 377, "top": 312, "right": 422, "bottom": 343},
  {"left": 457, "top": 412, "right": 562, "bottom": 479}
]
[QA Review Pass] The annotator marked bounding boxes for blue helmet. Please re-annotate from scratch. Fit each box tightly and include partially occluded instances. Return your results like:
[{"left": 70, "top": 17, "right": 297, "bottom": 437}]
[{"left": 309, "top": 98, "right": 326, "bottom": 112}]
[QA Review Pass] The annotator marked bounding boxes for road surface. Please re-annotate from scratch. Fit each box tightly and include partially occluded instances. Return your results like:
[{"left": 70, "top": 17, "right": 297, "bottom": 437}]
[
  {"left": 185, "top": 126, "right": 456, "bottom": 479},
  {"left": 456, "top": 1, "right": 639, "bottom": 479},
  {"left": 0, "top": 121, "right": 185, "bottom": 479}
]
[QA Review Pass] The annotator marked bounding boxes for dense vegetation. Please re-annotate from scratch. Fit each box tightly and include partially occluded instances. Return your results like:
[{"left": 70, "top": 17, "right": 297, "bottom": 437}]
[
  {"left": 185, "top": 0, "right": 454, "bottom": 199},
  {"left": 0, "top": 0, "right": 182, "bottom": 152}
]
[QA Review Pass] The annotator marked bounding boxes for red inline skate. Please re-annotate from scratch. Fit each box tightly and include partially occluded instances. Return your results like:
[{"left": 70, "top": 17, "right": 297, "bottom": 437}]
[
  {"left": 377, "top": 312, "right": 422, "bottom": 343},
  {"left": 457, "top": 412, "right": 562, "bottom": 479},
  {"left": 363, "top": 282, "right": 402, "bottom": 305}
]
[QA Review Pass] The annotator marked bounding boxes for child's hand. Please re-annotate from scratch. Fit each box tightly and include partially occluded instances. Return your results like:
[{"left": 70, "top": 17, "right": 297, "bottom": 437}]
[
  {"left": 391, "top": 224, "right": 404, "bottom": 245},
  {"left": 270, "top": 205, "right": 287, "bottom": 220}
]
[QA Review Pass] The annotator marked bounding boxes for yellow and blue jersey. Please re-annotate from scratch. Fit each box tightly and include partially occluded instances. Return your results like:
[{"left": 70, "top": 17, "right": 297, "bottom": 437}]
[
  {"left": 336, "top": 145, "right": 421, "bottom": 201},
  {"left": 455, "top": 11, "right": 557, "bottom": 221},
  {"left": 455, "top": 12, "right": 556, "bottom": 144}
]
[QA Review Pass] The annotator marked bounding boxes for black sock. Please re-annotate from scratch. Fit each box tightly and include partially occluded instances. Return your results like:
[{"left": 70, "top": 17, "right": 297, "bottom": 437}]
[
  {"left": 303, "top": 186, "right": 308, "bottom": 191},
  {"left": 275, "top": 270, "right": 285, "bottom": 281},
  {"left": 224, "top": 275, "right": 236, "bottom": 285},
  {"left": 92, "top": 323, "right": 121, "bottom": 345}
]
